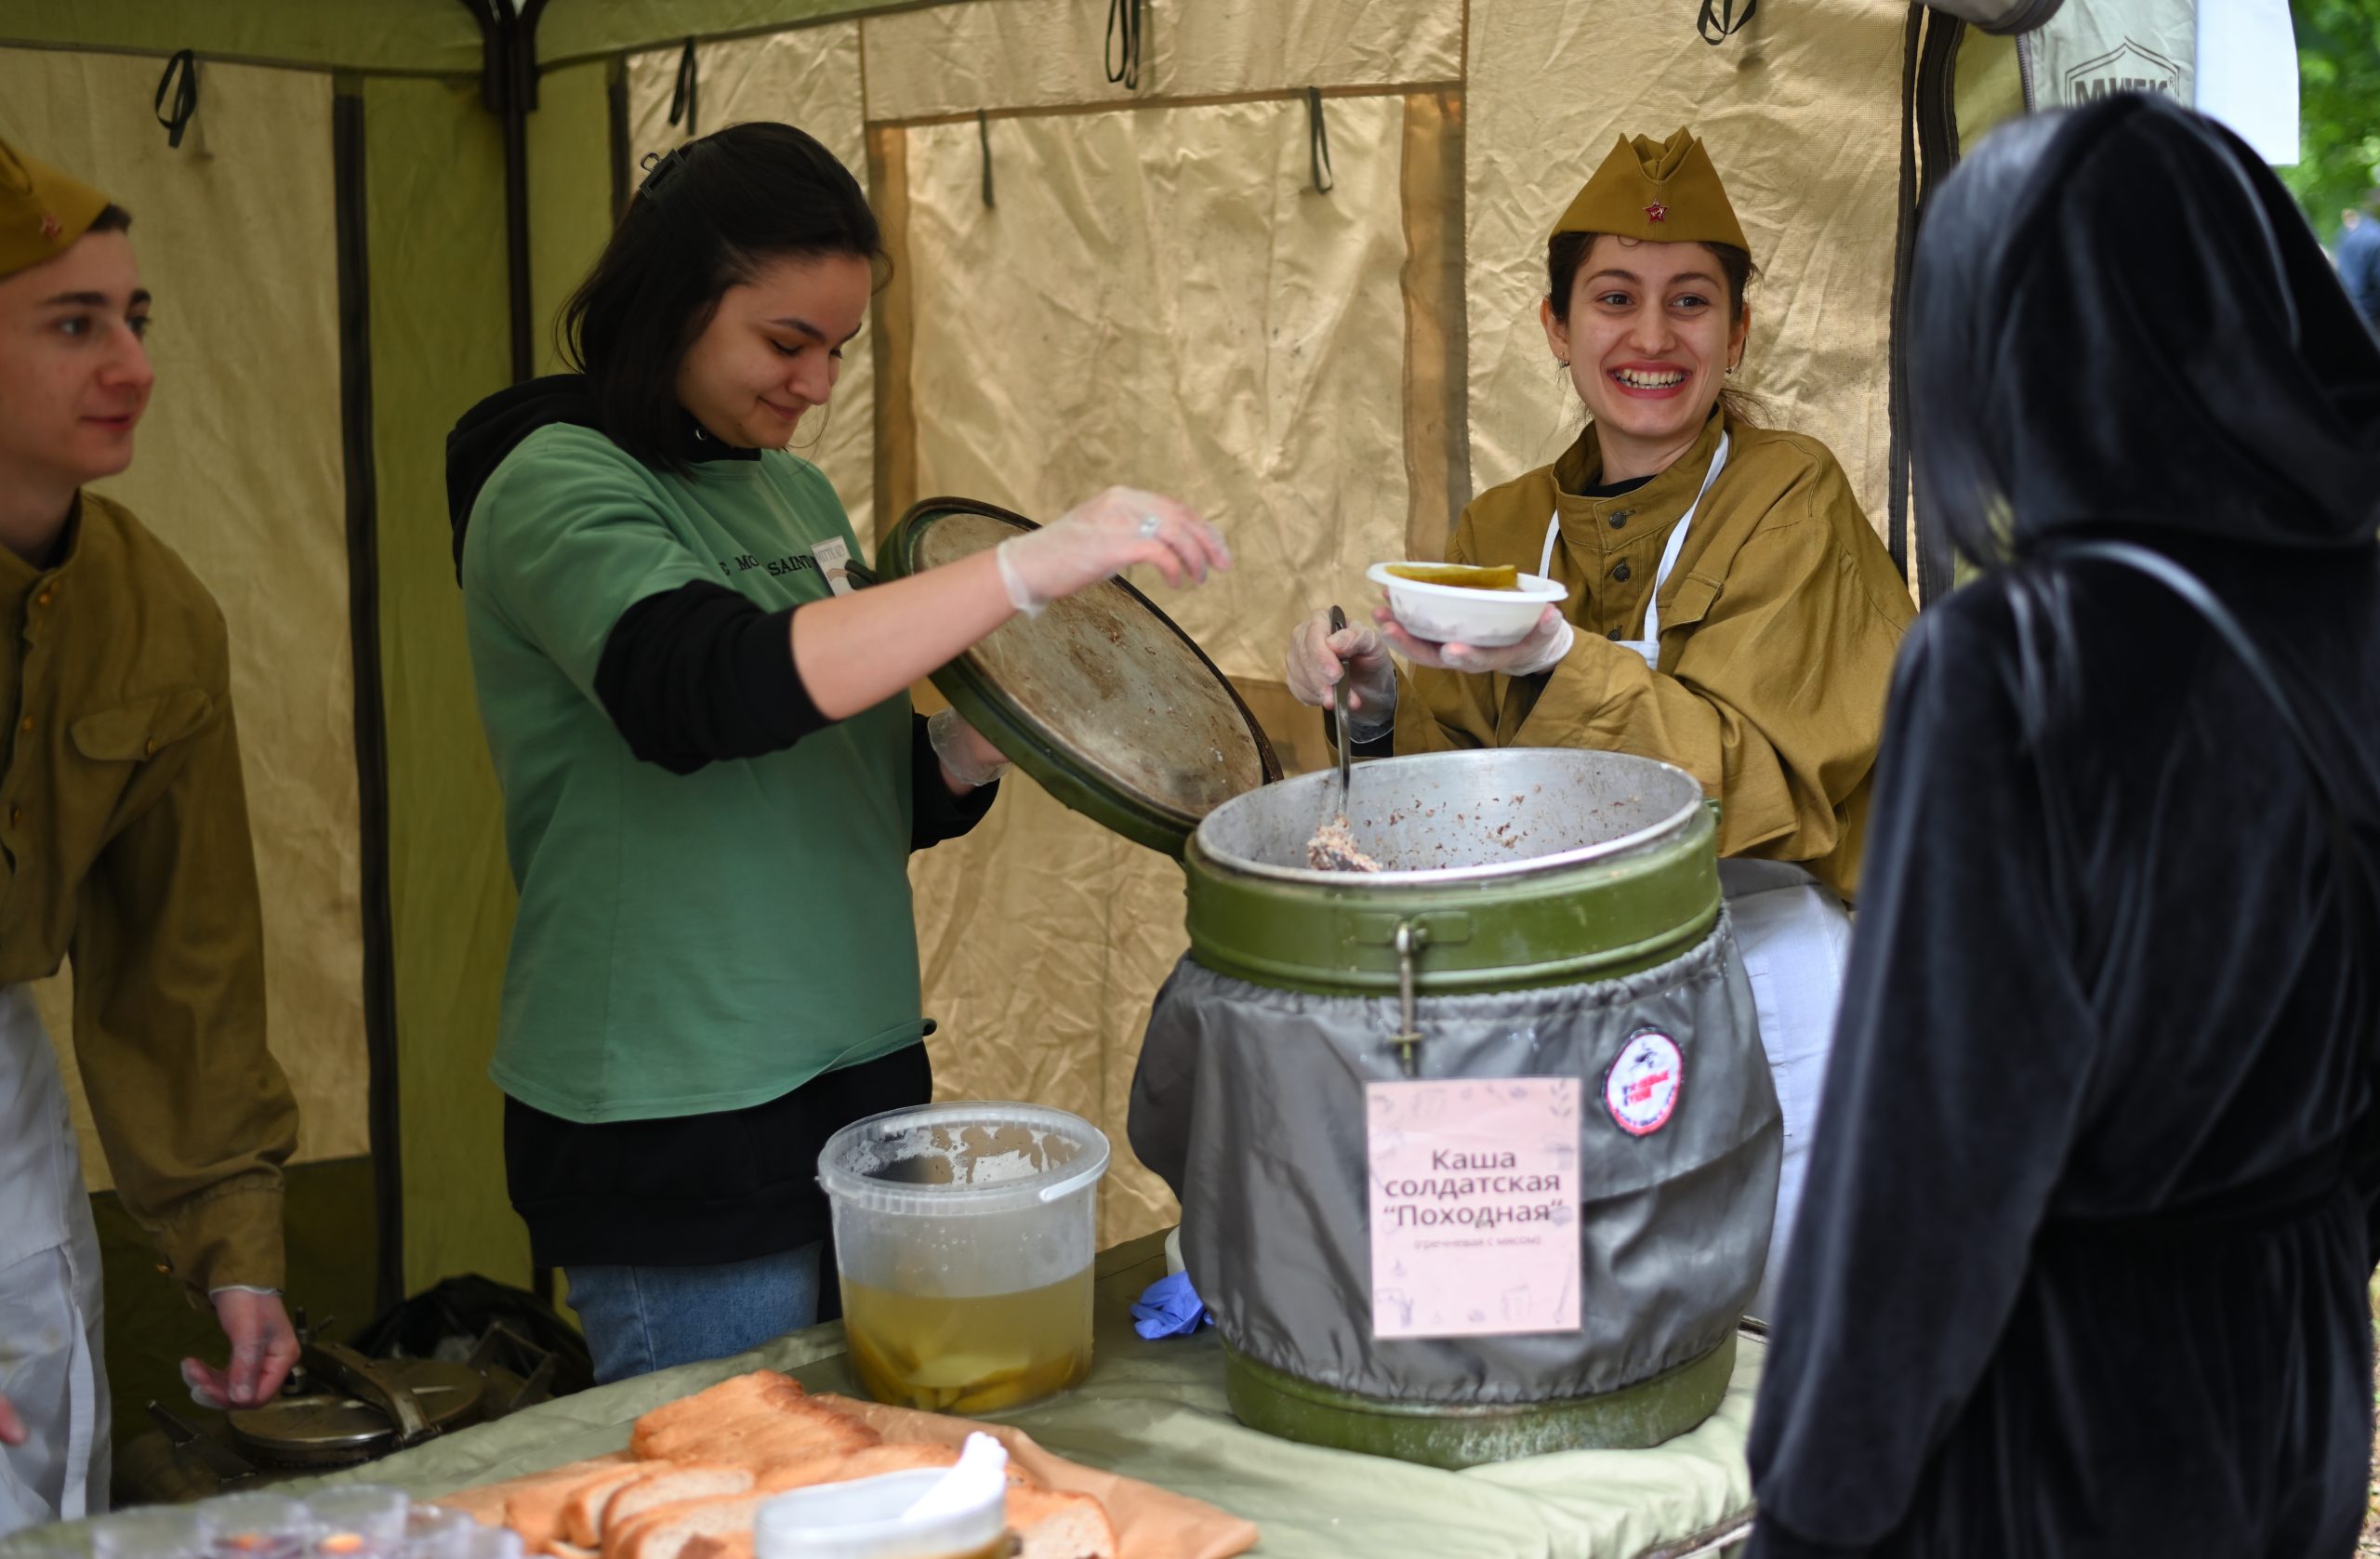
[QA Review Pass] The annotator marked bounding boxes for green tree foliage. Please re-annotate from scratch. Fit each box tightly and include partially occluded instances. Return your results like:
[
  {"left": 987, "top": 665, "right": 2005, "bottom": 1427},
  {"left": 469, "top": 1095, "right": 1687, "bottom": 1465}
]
[{"left": 2288, "top": 0, "right": 2380, "bottom": 242}]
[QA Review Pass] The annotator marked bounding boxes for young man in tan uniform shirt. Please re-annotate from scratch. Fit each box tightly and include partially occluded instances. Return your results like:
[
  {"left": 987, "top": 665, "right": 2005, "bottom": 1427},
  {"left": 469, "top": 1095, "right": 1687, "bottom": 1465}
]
[{"left": 0, "top": 138, "right": 299, "bottom": 1530}]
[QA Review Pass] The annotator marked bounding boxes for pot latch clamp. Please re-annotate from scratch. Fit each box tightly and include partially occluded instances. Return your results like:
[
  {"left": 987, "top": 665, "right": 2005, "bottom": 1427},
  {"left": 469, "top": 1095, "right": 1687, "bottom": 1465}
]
[{"left": 1392, "top": 920, "right": 1428, "bottom": 1077}]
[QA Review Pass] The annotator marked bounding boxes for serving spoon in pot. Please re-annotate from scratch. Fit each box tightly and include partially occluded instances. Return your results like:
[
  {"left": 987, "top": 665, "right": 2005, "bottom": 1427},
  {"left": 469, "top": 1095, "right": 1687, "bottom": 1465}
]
[{"left": 1305, "top": 606, "right": 1381, "bottom": 872}]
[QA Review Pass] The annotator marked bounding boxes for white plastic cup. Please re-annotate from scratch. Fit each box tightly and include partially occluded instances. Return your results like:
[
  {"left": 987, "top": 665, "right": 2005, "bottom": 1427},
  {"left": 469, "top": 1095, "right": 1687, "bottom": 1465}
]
[
  {"left": 205, "top": 1495, "right": 313, "bottom": 1559},
  {"left": 306, "top": 1487, "right": 409, "bottom": 1559},
  {"left": 399, "top": 1506, "right": 475, "bottom": 1559},
  {"left": 93, "top": 1508, "right": 215, "bottom": 1559},
  {"left": 754, "top": 1470, "right": 1005, "bottom": 1559},
  {"left": 458, "top": 1526, "right": 521, "bottom": 1559}
]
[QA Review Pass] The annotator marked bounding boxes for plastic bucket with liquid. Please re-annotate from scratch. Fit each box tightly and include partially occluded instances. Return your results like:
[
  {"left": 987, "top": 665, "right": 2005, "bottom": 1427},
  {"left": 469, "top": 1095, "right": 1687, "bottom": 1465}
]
[{"left": 818, "top": 1102, "right": 1110, "bottom": 1415}]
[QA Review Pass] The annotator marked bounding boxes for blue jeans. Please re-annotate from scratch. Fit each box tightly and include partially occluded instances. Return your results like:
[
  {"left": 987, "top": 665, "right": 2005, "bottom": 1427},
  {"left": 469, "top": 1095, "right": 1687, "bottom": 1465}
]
[{"left": 567, "top": 1241, "right": 825, "bottom": 1384}]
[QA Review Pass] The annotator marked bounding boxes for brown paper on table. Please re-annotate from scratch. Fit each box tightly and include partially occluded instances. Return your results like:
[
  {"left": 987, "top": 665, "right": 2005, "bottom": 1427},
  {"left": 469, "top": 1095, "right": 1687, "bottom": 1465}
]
[{"left": 816, "top": 1395, "right": 1260, "bottom": 1559}]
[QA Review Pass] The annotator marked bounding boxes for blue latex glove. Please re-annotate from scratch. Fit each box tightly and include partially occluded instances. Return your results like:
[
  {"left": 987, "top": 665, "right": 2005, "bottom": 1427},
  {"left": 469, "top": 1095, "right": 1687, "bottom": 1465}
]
[{"left": 1131, "top": 1270, "right": 1211, "bottom": 1340}]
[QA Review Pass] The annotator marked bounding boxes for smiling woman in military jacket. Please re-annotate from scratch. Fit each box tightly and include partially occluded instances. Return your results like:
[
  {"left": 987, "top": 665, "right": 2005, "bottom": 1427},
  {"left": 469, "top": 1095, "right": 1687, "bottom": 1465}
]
[{"left": 1285, "top": 128, "right": 1913, "bottom": 1310}]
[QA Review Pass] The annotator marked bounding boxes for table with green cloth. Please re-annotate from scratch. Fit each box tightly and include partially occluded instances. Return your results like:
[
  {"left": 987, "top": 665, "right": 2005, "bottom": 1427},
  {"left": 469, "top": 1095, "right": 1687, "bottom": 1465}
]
[{"left": 115, "top": 1232, "right": 1768, "bottom": 1558}]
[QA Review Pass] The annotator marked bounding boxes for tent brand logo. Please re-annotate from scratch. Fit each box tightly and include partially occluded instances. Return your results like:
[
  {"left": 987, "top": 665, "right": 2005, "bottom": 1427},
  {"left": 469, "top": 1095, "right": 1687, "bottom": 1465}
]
[
  {"left": 1644, "top": 202, "right": 1669, "bottom": 223},
  {"left": 1605, "top": 1030, "right": 1682, "bottom": 1137},
  {"left": 2063, "top": 39, "right": 2182, "bottom": 104}
]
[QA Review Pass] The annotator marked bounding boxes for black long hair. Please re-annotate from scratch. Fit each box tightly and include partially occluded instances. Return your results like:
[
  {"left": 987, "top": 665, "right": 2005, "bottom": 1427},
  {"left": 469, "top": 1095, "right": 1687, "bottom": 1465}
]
[
  {"left": 561, "top": 123, "right": 882, "bottom": 470},
  {"left": 1910, "top": 94, "right": 2380, "bottom": 569}
]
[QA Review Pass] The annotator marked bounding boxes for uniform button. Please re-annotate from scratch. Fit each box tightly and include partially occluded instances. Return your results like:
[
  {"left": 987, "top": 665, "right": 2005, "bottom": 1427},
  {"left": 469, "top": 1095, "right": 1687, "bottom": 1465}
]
[
  {"left": 1612, "top": 562, "right": 1633, "bottom": 582},
  {"left": 144, "top": 739, "right": 155, "bottom": 757},
  {"left": 1608, "top": 510, "right": 1633, "bottom": 529},
  {"left": 9, "top": 807, "right": 20, "bottom": 827},
  {"left": 1607, "top": 628, "right": 1624, "bottom": 641},
  {"left": 34, "top": 590, "right": 51, "bottom": 607}
]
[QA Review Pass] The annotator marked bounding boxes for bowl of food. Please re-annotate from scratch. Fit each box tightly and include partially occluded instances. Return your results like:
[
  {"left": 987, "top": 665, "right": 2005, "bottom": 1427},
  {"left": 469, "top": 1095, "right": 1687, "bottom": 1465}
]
[{"left": 1366, "top": 562, "right": 1569, "bottom": 648}]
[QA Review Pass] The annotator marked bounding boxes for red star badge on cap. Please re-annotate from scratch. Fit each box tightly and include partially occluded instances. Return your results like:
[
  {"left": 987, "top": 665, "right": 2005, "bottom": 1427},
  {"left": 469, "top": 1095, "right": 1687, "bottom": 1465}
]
[
  {"left": 1645, "top": 202, "right": 1669, "bottom": 223},
  {"left": 39, "top": 212, "right": 61, "bottom": 240}
]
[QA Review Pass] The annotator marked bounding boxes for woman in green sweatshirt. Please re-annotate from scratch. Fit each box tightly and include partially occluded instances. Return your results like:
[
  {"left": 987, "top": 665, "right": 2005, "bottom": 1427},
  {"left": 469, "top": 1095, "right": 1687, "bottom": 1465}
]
[{"left": 444, "top": 122, "right": 1226, "bottom": 1382}]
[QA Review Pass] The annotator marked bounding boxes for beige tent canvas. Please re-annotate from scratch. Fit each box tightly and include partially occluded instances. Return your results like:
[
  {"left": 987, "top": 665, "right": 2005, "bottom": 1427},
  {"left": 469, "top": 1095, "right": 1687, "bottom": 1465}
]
[{"left": 1, "top": 0, "right": 2005, "bottom": 1459}]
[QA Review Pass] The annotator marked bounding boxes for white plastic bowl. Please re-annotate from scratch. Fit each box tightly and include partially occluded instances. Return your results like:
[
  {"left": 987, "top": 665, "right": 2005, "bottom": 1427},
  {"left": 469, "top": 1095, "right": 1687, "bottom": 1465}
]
[{"left": 1366, "top": 562, "right": 1569, "bottom": 648}]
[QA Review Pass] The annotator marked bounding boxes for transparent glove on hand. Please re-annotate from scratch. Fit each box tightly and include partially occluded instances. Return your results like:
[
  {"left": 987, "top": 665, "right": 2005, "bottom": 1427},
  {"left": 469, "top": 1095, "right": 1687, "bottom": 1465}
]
[
  {"left": 994, "top": 487, "right": 1231, "bottom": 616},
  {"left": 1285, "top": 608, "right": 1397, "bottom": 741},
  {"left": 1378, "top": 604, "right": 1575, "bottom": 678},
  {"left": 927, "top": 706, "right": 1009, "bottom": 789}
]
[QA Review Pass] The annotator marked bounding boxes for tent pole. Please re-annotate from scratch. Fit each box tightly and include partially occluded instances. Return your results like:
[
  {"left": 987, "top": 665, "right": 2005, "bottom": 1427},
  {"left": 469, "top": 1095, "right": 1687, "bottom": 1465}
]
[{"left": 462, "top": 0, "right": 549, "bottom": 384}]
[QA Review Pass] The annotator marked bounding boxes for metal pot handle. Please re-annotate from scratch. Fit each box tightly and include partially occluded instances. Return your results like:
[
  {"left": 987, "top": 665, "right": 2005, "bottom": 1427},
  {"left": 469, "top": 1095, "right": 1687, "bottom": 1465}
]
[{"left": 1392, "top": 920, "right": 1426, "bottom": 1077}]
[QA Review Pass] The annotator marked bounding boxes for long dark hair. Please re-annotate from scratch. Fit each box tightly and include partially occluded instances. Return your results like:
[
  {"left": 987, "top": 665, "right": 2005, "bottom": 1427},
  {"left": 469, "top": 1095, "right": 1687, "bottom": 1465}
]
[
  {"left": 1547, "top": 231, "right": 1760, "bottom": 425},
  {"left": 561, "top": 122, "right": 882, "bottom": 470}
]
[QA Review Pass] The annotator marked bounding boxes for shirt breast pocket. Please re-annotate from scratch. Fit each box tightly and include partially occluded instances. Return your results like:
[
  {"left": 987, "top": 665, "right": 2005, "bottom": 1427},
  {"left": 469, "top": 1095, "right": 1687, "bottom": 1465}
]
[{"left": 70, "top": 688, "right": 216, "bottom": 767}]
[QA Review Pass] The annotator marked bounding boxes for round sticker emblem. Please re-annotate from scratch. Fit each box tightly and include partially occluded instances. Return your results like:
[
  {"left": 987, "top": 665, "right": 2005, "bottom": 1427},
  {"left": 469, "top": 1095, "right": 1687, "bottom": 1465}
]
[{"left": 1605, "top": 1030, "right": 1683, "bottom": 1137}]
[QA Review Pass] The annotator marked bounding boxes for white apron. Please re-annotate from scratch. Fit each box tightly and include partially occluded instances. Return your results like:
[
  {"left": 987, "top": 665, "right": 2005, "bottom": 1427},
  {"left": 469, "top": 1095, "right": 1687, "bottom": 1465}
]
[
  {"left": 1538, "top": 431, "right": 1845, "bottom": 1317},
  {"left": 0, "top": 985, "right": 110, "bottom": 1535}
]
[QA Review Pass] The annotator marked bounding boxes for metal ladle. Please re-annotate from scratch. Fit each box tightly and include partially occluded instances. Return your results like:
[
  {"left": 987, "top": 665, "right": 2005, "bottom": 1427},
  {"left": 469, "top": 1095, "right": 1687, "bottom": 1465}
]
[{"left": 1329, "top": 604, "right": 1353, "bottom": 806}]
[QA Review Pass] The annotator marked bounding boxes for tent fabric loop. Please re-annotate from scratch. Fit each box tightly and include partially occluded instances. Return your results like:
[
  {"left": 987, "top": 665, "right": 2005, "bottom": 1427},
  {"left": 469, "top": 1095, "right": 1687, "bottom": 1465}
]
[
  {"left": 667, "top": 37, "right": 698, "bottom": 137},
  {"left": 1698, "top": 0, "right": 1761, "bottom": 45},
  {"left": 978, "top": 109, "right": 996, "bottom": 208},
  {"left": 1306, "top": 86, "right": 1335, "bottom": 194},
  {"left": 153, "top": 49, "right": 199, "bottom": 150},
  {"left": 1104, "top": 0, "right": 1144, "bottom": 90}
]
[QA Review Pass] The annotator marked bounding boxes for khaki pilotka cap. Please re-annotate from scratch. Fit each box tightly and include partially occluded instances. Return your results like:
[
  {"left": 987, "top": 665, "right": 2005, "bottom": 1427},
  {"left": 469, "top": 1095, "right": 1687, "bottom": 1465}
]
[
  {"left": 1552, "top": 127, "right": 1752, "bottom": 258},
  {"left": 0, "top": 137, "right": 111, "bottom": 281}
]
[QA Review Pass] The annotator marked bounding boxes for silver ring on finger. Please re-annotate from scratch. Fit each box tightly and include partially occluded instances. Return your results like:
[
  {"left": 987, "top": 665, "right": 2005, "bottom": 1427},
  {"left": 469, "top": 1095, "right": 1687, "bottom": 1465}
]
[{"left": 1136, "top": 511, "right": 1163, "bottom": 540}]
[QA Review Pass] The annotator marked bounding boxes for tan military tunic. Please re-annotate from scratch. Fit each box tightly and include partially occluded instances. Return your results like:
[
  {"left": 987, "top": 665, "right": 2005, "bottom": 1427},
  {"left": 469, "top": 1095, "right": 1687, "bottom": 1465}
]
[
  {"left": 0, "top": 491, "right": 294, "bottom": 1295},
  {"left": 1393, "top": 409, "right": 1914, "bottom": 901}
]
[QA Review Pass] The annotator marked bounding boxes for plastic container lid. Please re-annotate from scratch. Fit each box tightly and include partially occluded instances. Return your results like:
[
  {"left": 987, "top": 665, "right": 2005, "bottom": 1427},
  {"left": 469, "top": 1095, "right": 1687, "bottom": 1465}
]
[
  {"left": 753, "top": 1469, "right": 1005, "bottom": 1559},
  {"left": 872, "top": 498, "right": 1280, "bottom": 859},
  {"left": 817, "top": 1102, "right": 1111, "bottom": 1219}
]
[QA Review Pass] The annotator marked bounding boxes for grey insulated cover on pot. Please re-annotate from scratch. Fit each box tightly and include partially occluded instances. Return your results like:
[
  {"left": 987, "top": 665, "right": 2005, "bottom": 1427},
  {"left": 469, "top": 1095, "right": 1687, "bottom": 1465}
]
[{"left": 1128, "top": 918, "right": 1778, "bottom": 1405}]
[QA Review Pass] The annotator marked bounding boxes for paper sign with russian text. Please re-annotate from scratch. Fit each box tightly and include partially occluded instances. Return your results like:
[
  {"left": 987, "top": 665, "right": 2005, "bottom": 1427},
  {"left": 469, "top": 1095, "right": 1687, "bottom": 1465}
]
[{"left": 1366, "top": 1077, "right": 1583, "bottom": 1340}]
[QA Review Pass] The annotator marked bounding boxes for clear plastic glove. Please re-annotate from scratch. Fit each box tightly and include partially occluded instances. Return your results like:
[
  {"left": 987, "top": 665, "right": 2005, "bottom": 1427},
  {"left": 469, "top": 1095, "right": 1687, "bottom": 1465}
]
[
  {"left": 994, "top": 487, "right": 1231, "bottom": 616},
  {"left": 1377, "top": 603, "right": 1575, "bottom": 678},
  {"left": 1284, "top": 608, "right": 1397, "bottom": 741},
  {"left": 182, "top": 1288, "right": 300, "bottom": 1409},
  {"left": 927, "top": 706, "right": 1008, "bottom": 789}
]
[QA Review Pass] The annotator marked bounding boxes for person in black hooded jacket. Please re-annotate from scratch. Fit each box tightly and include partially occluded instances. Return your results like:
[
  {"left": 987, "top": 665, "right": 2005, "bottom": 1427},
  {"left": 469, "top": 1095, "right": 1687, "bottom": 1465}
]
[{"left": 1745, "top": 95, "right": 2380, "bottom": 1557}]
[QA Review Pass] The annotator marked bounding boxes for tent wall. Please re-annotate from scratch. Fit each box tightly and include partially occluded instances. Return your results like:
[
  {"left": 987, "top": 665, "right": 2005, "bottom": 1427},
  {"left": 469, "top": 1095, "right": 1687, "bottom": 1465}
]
[
  {"left": 359, "top": 74, "right": 528, "bottom": 1300},
  {"left": 0, "top": 2, "right": 481, "bottom": 76},
  {"left": 1466, "top": 0, "right": 1908, "bottom": 528},
  {"left": 3, "top": 0, "right": 1928, "bottom": 1329},
  {"left": 606, "top": 0, "right": 1913, "bottom": 1248}
]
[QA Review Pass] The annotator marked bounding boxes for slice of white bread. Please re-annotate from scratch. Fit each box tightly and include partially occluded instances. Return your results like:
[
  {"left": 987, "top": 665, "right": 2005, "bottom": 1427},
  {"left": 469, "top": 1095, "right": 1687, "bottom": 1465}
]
[
  {"left": 629, "top": 1372, "right": 806, "bottom": 1460},
  {"left": 561, "top": 1466, "right": 653, "bottom": 1547},
  {"left": 637, "top": 1391, "right": 877, "bottom": 1473},
  {"left": 1007, "top": 1486, "right": 1117, "bottom": 1559},
  {"left": 600, "top": 1466, "right": 755, "bottom": 1539},
  {"left": 602, "top": 1493, "right": 777, "bottom": 1559},
  {"left": 482, "top": 1458, "right": 635, "bottom": 1548}
]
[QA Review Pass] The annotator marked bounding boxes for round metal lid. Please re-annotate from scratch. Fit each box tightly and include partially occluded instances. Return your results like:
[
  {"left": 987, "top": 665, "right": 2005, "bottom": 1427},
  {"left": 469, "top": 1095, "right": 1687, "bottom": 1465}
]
[
  {"left": 228, "top": 1361, "right": 484, "bottom": 1466},
  {"left": 875, "top": 498, "right": 1281, "bottom": 857}
]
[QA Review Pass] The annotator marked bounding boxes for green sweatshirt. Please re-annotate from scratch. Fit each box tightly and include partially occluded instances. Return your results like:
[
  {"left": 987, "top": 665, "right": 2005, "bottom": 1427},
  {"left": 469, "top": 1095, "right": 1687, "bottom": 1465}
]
[{"left": 461, "top": 425, "right": 921, "bottom": 1123}]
